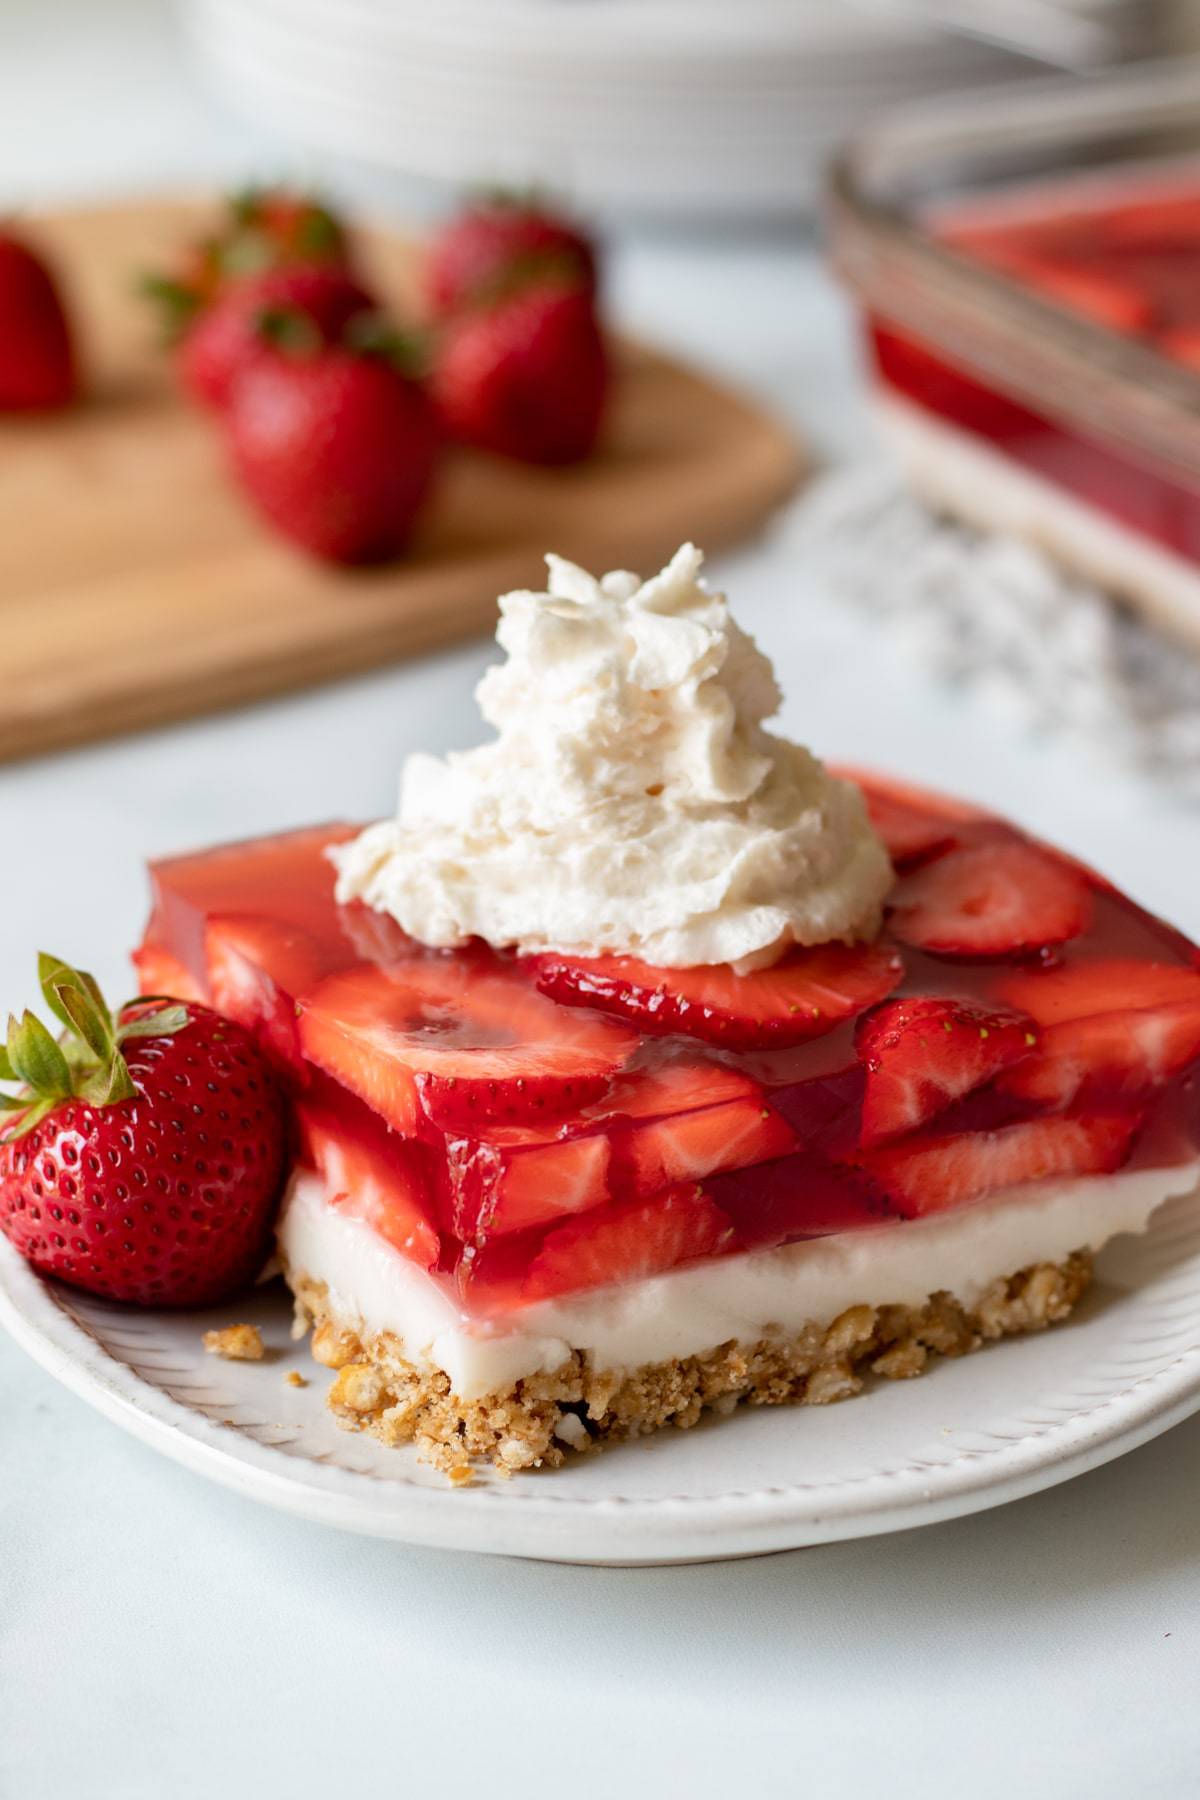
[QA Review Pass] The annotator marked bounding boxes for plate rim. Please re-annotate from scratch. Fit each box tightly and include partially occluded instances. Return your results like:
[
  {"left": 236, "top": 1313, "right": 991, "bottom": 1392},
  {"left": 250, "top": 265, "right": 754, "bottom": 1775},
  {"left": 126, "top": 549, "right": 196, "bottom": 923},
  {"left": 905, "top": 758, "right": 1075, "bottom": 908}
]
[{"left": 4, "top": 1234, "right": 1200, "bottom": 1564}]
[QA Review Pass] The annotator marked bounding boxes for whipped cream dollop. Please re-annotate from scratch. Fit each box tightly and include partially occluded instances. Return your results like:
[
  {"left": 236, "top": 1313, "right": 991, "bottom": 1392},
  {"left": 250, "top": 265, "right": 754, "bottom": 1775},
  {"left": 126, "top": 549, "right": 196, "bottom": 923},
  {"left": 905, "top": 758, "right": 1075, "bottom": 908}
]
[{"left": 332, "top": 543, "right": 892, "bottom": 969}]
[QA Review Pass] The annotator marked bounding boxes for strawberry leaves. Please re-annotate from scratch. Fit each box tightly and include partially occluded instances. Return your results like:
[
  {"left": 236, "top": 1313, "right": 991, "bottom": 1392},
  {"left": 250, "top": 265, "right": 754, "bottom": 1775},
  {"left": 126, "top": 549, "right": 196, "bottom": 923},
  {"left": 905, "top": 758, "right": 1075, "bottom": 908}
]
[
  {"left": 0, "top": 954, "right": 191, "bottom": 1142},
  {"left": 7, "top": 1011, "right": 72, "bottom": 1097}
]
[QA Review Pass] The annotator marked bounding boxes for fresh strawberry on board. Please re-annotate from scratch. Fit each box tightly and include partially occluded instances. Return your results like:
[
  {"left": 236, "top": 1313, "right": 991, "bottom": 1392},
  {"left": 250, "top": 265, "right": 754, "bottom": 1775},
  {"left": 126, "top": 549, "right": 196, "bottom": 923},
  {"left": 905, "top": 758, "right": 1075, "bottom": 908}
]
[
  {"left": 427, "top": 194, "right": 598, "bottom": 318},
  {"left": 536, "top": 941, "right": 903, "bottom": 1050},
  {"left": 222, "top": 328, "right": 440, "bottom": 563},
  {"left": 0, "top": 229, "right": 77, "bottom": 410},
  {"left": 889, "top": 839, "right": 1092, "bottom": 958},
  {"left": 0, "top": 955, "right": 286, "bottom": 1306},
  {"left": 431, "top": 279, "right": 608, "bottom": 465},
  {"left": 177, "top": 264, "right": 376, "bottom": 410},
  {"left": 223, "top": 187, "right": 352, "bottom": 277},
  {"left": 143, "top": 187, "right": 354, "bottom": 339},
  {"left": 856, "top": 996, "right": 1038, "bottom": 1145}
]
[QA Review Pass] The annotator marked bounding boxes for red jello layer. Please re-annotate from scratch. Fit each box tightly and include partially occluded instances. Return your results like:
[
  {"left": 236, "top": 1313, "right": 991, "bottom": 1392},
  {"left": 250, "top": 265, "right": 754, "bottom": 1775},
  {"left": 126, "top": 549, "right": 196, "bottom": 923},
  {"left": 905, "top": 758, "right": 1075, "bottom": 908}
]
[
  {"left": 869, "top": 322, "right": 1200, "bottom": 566},
  {"left": 136, "top": 775, "right": 1200, "bottom": 1316}
]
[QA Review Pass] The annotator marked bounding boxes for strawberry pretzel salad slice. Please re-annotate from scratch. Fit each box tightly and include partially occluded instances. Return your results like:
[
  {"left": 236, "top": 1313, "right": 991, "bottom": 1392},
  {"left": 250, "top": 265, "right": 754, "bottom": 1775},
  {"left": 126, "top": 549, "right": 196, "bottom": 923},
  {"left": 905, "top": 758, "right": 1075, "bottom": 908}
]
[{"left": 6, "top": 547, "right": 1199, "bottom": 1484}]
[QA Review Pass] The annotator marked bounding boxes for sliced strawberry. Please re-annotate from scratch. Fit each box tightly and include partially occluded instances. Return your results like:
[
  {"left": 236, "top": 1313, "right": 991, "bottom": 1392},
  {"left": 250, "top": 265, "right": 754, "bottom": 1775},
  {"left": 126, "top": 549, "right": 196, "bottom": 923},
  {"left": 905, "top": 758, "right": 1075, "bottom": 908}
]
[
  {"left": 535, "top": 942, "right": 903, "bottom": 1050},
  {"left": 299, "top": 959, "right": 636, "bottom": 1136},
  {"left": 131, "top": 941, "right": 206, "bottom": 1004},
  {"left": 999, "top": 253, "right": 1152, "bottom": 335},
  {"left": 832, "top": 766, "right": 987, "bottom": 866},
  {"left": 599, "top": 1056, "right": 791, "bottom": 1192},
  {"left": 705, "top": 1149, "right": 898, "bottom": 1249},
  {"left": 446, "top": 1128, "right": 610, "bottom": 1242},
  {"left": 1158, "top": 324, "right": 1200, "bottom": 373},
  {"left": 1000, "top": 1002, "right": 1200, "bottom": 1109},
  {"left": 445, "top": 1056, "right": 789, "bottom": 1240},
  {"left": 950, "top": 232, "right": 1153, "bottom": 333},
  {"left": 625, "top": 1093, "right": 796, "bottom": 1196},
  {"left": 997, "top": 958, "right": 1200, "bottom": 1027},
  {"left": 418, "top": 1067, "right": 615, "bottom": 1131},
  {"left": 864, "top": 1113, "right": 1139, "bottom": 1218},
  {"left": 861, "top": 790, "right": 957, "bottom": 868},
  {"left": 889, "top": 841, "right": 1092, "bottom": 958},
  {"left": 856, "top": 997, "right": 1038, "bottom": 1145},
  {"left": 295, "top": 1095, "right": 440, "bottom": 1269},
  {"left": 849, "top": 777, "right": 964, "bottom": 867},
  {"left": 597, "top": 1056, "right": 759, "bottom": 1119},
  {"left": 522, "top": 1185, "right": 737, "bottom": 1301},
  {"left": 205, "top": 914, "right": 326, "bottom": 1081}
]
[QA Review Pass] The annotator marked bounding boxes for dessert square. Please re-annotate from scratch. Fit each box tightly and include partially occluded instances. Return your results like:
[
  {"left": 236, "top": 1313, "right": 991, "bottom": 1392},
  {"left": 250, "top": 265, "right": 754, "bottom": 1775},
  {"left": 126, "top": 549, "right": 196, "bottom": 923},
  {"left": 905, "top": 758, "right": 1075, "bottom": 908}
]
[{"left": 130, "top": 549, "right": 1200, "bottom": 1477}]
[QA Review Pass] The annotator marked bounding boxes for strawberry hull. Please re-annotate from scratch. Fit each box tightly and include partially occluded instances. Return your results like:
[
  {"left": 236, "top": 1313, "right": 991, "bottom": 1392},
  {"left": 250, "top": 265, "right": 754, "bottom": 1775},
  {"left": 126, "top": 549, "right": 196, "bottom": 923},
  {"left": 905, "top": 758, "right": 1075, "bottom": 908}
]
[{"left": 137, "top": 774, "right": 1200, "bottom": 1315}]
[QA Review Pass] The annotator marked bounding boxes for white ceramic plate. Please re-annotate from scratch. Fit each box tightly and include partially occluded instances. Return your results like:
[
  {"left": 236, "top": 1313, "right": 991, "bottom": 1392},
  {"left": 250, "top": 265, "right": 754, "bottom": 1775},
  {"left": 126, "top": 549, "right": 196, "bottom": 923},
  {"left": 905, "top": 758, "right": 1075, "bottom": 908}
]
[{"left": 4, "top": 1188, "right": 1200, "bottom": 1564}]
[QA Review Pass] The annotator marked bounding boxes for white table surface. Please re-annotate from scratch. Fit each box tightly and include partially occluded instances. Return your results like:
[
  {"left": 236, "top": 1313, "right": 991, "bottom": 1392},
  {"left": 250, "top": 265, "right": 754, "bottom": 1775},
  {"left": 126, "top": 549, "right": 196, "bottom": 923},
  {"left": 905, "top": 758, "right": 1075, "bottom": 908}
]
[{"left": 4, "top": 7, "right": 1200, "bottom": 1797}]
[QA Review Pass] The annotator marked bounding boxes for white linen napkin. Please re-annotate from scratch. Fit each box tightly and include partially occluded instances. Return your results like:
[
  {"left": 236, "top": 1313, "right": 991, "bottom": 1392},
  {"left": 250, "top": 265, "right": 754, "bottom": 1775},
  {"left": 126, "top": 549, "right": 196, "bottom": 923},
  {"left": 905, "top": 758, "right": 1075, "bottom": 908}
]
[{"left": 785, "top": 462, "right": 1200, "bottom": 801}]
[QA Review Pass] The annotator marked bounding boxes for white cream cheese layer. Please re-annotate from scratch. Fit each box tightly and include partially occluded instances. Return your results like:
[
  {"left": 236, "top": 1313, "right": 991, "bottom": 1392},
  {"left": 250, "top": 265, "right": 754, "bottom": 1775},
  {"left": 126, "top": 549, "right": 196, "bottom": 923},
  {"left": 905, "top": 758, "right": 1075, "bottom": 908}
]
[
  {"left": 278, "top": 1162, "right": 1198, "bottom": 1401},
  {"left": 332, "top": 543, "right": 891, "bottom": 970}
]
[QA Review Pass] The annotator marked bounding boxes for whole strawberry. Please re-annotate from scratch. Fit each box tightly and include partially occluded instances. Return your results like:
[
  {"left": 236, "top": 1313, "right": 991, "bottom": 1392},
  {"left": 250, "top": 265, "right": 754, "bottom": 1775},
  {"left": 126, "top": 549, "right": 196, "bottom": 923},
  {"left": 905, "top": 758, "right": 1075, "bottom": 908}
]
[
  {"left": 143, "top": 186, "right": 354, "bottom": 343},
  {"left": 427, "top": 194, "right": 598, "bottom": 318},
  {"left": 223, "top": 333, "right": 440, "bottom": 562},
  {"left": 178, "top": 264, "right": 376, "bottom": 409},
  {"left": 225, "top": 187, "right": 352, "bottom": 276},
  {"left": 0, "top": 229, "right": 77, "bottom": 410},
  {"left": 0, "top": 955, "right": 286, "bottom": 1307},
  {"left": 431, "top": 279, "right": 607, "bottom": 465}
]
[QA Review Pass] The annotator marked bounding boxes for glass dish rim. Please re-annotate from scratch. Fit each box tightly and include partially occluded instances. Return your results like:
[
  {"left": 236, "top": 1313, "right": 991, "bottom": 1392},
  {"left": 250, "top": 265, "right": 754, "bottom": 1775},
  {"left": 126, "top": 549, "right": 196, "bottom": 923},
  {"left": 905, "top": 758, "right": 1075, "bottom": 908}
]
[{"left": 827, "top": 54, "right": 1200, "bottom": 487}]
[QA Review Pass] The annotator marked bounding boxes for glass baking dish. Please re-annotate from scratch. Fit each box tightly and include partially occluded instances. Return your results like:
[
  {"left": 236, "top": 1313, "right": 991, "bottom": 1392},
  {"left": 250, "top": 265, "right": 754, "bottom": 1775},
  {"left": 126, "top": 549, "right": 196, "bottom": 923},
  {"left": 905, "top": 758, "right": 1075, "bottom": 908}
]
[{"left": 828, "top": 56, "right": 1200, "bottom": 653}]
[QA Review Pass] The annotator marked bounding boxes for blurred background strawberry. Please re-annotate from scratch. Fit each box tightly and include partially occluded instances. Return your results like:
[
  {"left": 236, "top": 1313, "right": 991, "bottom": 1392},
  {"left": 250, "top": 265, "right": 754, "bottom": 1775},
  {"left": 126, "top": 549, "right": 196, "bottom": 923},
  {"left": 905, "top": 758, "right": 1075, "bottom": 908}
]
[{"left": 0, "top": 227, "right": 77, "bottom": 409}]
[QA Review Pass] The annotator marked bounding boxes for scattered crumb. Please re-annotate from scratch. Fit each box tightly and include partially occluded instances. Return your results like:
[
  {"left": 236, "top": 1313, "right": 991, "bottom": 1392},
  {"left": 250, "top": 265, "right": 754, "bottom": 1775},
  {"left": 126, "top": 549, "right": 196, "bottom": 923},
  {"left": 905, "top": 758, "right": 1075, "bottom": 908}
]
[
  {"left": 285, "top": 1370, "right": 308, "bottom": 1389},
  {"left": 203, "top": 1323, "right": 265, "bottom": 1362}
]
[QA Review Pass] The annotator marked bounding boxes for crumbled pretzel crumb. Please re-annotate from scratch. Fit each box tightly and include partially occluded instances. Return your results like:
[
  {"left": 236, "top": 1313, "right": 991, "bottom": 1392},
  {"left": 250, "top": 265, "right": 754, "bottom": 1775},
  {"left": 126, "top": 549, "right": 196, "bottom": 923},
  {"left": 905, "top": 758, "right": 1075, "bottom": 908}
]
[
  {"left": 283, "top": 1251, "right": 1092, "bottom": 1485},
  {"left": 202, "top": 1323, "right": 264, "bottom": 1362}
]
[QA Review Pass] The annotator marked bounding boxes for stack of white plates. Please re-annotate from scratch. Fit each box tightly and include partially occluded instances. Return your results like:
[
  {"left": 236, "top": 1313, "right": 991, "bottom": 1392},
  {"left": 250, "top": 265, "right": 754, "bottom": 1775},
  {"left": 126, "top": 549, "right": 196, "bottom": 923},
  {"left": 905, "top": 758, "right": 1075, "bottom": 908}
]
[{"left": 181, "top": 0, "right": 1164, "bottom": 219}]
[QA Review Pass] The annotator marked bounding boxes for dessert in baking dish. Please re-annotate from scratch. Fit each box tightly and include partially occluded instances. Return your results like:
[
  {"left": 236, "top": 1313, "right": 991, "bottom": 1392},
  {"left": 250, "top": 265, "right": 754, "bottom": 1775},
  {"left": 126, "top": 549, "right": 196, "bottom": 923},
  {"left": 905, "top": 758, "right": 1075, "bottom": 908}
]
[{"left": 850, "top": 166, "right": 1200, "bottom": 647}]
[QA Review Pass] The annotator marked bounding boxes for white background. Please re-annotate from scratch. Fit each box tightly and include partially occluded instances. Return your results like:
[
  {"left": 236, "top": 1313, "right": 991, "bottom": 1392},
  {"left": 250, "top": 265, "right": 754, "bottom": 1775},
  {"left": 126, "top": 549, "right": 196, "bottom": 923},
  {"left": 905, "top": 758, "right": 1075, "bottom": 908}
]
[{"left": 2, "top": 5, "right": 1199, "bottom": 1796}]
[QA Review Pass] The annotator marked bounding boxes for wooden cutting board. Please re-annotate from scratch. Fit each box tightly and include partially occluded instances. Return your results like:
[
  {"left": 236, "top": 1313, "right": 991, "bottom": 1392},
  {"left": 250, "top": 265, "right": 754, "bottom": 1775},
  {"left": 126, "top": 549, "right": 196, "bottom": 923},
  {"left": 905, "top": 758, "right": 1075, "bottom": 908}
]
[{"left": 0, "top": 198, "right": 804, "bottom": 763}]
